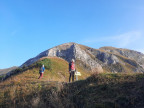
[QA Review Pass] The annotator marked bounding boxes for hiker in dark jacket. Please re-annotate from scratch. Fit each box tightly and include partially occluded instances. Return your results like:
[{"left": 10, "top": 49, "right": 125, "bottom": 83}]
[
  {"left": 38, "top": 64, "right": 45, "bottom": 79},
  {"left": 69, "top": 59, "right": 76, "bottom": 82}
]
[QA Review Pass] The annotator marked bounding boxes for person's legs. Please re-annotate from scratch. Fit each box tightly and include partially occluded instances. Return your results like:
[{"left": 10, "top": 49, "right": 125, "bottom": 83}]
[
  {"left": 38, "top": 73, "right": 41, "bottom": 79},
  {"left": 72, "top": 71, "right": 75, "bottom": 82},
  {"left": 41, "top": 73, "right": 43, "bottom": 78},
  {"left": 69, "top": 72, "right": 72, "bottom": 82},
  {"left": 38, "top": 73, "right": 43, "bottom": 79}
]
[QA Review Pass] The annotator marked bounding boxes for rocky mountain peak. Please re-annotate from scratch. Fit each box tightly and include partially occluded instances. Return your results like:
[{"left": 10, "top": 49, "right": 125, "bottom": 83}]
[{"left": 21, "top": 43, "right": 144, "bottom": 73}]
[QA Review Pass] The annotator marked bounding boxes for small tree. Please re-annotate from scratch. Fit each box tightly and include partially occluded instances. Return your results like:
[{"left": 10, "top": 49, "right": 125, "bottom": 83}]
[{"left": 36, "top": 59, "right": 52, "bottom": 70}]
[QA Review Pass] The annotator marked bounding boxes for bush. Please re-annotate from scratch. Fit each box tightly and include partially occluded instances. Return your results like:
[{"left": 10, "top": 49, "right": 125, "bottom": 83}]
[
  {"left": 0, "top": 75, "right": 6, "bottom": 81},
  {"left": 35, "top": 58, "right": 52, "bottom": 70}
]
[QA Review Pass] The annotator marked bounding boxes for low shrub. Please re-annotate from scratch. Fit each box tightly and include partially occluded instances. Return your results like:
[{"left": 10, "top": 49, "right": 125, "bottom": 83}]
[{"left": 35, "top": 58, "right": 52, "bottom": 70}]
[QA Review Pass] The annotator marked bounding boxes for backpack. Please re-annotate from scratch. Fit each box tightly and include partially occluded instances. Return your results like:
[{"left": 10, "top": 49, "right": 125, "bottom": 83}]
[
  {"left": 39, "top": 67, "right": 45, "bottom": 73},
  {"left": 41, "top": 67, "right": 45, "bottom": 73},
  {"left": 39, "top": 69, "right": 41, "bottom": 73},
  {"left": 71, "top": 62, "right": 75, "bottom": 71}
]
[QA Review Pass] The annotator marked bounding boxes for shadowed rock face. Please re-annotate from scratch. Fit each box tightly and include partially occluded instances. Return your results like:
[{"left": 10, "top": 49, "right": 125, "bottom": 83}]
[{"left": 21, "top": 42, "right": 144, "bottom": 73}]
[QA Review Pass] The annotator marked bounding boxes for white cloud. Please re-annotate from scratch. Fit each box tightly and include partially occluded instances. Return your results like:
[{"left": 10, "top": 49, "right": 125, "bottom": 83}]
[
  {"left": 112, "top": 31, "right": 142, "bottom": 47},
  {"left": 80, "top": 31, "right": 144, "bottom": 53},
  {"left": 82, "top": 31, "right": 142, "bottom": 47}
]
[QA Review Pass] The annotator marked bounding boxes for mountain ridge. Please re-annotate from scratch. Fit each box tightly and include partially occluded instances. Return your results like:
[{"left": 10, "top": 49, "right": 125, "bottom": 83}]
[
  {"left": 0, "top": 66, "right": 17, "bottom": 76},
  {"left": 21, "top": 42, "right": 144, "bottom": 73}
]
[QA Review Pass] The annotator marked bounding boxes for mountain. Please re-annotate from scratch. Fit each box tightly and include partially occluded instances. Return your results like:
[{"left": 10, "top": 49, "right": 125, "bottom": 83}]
[
  {"left": 100, "top": 46, "right": 144, "bottom": 68},
  {"left": 1, "top": 43, "right": 144, "bottom": 108},
  {"left": 0, "top": 66, "right": 17, "bottom": 75},
  {"left": 21, "top": 42, "right": 144, "bottom": 73}
]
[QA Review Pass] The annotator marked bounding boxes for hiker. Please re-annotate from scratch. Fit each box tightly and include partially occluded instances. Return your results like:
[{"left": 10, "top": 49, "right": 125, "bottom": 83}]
[
  {"left": 38, "top": 64, "right": 45, "bottom": 79},
  {"left": 69, "top": 59, "right": 76, "bottom": 82}
]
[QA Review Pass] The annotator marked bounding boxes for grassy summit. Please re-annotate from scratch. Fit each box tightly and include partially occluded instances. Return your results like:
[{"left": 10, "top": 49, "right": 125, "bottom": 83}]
[{"left": 0, "top": 57, "right": 90, "bottom": 107}]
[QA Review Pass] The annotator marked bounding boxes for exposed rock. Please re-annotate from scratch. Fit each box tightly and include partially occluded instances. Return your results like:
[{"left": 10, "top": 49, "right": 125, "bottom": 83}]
[
  {"left": 100, "top": 47, "right": 144, "bottom": 68},
  {"left": 21, "top": 42, "right": 144, "bottom": 73}
]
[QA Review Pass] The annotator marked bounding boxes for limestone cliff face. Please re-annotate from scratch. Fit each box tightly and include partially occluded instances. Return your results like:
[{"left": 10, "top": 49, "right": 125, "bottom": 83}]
[
  {"left": 22, "top": 43, "right": 103, "bottom": 73},
  {"left": 100, "top": 47, "right": 144, "bottom": 68},
  {"left": 21, "top": 43, "right": 144, "bottom": 73}
]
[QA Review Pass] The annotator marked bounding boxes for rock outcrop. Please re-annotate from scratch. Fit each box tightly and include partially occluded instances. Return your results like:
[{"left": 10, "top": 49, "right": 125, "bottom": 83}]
[
  {"left": 100, "top": 47, "right": 144, "bottom": 68},
  {"left": 21, "top": 42, "right": 144, "bottom": 73}
]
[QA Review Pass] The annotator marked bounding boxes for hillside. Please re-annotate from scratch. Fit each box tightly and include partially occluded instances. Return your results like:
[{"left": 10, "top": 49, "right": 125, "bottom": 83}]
[
  {"left": 0, "top": 57, "right": 91, "bottom": 107},
  {"left": 0, "top": 66, "right": 17, "bottom": 75},
  {"left": 0, "top": 71, "right": 144, "bottom": 108},
  {"left": 21, "top": 42, "right": 144, "bottom": 73},
  {"left": 1, "top": 57, "right": 90, "bottom": 82}
]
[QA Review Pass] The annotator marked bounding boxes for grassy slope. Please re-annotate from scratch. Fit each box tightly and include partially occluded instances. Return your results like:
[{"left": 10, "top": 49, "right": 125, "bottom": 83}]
[
  {"left": 0, "top": 73, "right": 144, "bottom": 108},
  {"left": 0, "top": 67, "right": 17, "bottom": 78},
  {"left": 63, "top": 73, "right": 144, "bottom": 108},
  {"left": 1, "top": 57, "right": 90, "bottom": 83},
  {"left": 0, "top": 57, "right": 90, "bottom": 107},
  {"left": 0, "top": 57, "right": 144, "bottom": 108}
]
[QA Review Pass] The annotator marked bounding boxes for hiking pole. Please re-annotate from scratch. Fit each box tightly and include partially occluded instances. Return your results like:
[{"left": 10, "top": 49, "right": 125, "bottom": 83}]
[{"left": 76, "top": 72, "right": 78, "bottom": 81}]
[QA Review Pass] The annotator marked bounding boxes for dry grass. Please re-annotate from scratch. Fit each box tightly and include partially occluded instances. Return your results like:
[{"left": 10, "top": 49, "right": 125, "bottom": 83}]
[
  {"left": 0, "top": 72, "right": 144, "bottom": 108},
  {"left": 1, "top": 57, "right": 144, "bottom": 108},
  {"left": 0, "top": 57, "right": 90, "bottom": 108}
]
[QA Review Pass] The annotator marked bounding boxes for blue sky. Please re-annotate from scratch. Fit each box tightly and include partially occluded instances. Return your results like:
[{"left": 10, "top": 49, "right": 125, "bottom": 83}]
[{"left": 0, "top": 0, "right": 144, "bottom": 69}]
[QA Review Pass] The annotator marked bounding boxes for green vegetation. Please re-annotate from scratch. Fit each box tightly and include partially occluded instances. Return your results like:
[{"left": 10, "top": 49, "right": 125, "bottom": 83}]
[
  {"left": 34, "top": 58, "right": 52, "bottom": 70},
  {"left": 0, "top": 75, "right": 5, "bottom": 80}
]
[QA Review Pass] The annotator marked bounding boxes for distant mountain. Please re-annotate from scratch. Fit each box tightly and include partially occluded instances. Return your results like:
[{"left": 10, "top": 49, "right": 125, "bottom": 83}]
[
  {"left": 21, "top": 42, "right": 144, "bottom": 73},
  {"left": 0, "top": 66, "right": 18, "bottom": 75}
]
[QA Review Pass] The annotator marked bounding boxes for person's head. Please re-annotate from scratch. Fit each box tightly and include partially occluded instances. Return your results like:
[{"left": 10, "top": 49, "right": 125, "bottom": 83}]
[
  {"left": 42, "top": 64, "right": 44, "bottom": 67},
  {"left": 71, "top": 59, "right": 75, "bottom": 63}
]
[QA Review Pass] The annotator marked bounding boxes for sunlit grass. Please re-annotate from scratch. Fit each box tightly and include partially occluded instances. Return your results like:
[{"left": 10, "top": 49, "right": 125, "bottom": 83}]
[{"left": 0, "top": 57, "right": 144, "bottom": 108}]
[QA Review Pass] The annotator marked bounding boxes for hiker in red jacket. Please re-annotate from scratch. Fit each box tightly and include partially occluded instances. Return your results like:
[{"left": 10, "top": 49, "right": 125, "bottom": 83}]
[{"left": 69, "top": 59, "right": 76, "bottom": 82}]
